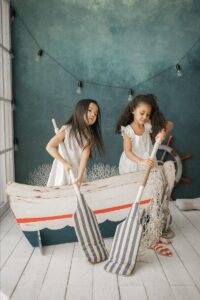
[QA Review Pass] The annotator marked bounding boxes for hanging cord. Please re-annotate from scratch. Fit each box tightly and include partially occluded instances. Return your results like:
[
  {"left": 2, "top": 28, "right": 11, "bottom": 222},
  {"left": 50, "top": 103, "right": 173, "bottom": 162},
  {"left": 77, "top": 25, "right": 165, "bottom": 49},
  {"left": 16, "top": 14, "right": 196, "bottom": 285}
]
[{"left": 12, "top": 6, "right": 200, "bottom": 90}]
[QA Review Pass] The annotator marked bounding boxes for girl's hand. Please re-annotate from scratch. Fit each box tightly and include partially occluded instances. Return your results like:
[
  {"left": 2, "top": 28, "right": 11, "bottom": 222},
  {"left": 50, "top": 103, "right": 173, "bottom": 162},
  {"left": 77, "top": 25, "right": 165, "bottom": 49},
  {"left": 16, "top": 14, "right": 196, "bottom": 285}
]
[
  {"left": 63, "top": 161, "right": 73, "bottom": 174},
  {"left": 140, "top": 158, "right": 154, "bottom": 168},
  {"left": 156, "top": 129, "right": 166, "bottom": 143},
  {"left": 74, "top": 176, "right": 82, "bottom": 188}
]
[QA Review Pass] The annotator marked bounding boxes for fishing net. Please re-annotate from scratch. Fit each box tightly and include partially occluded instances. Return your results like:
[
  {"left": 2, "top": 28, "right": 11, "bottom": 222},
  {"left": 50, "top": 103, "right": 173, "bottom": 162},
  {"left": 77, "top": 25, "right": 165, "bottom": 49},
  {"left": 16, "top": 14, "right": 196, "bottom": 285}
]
[{"left": 140, "top": 161, "right": 175, "bottom": 249}]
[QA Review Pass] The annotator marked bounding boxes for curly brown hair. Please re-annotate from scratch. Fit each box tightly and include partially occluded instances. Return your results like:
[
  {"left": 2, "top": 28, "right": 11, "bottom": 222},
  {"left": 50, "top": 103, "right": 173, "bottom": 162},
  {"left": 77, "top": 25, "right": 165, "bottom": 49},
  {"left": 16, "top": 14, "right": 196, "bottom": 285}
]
[{"left": 116, "top": 94, "right": 167, "bottom": 142}]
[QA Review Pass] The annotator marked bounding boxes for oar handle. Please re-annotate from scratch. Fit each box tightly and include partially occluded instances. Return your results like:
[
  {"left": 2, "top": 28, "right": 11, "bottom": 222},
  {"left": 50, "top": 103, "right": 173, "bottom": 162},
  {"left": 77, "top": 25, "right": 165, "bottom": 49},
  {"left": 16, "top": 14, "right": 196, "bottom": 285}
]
[
  {"left": 68, "top": 169, "right": 81, "bottom": 196},
  {"left": 142, "top": 140, "right": 160, "bottom": 187},
  {"left": 52, "top": 118, "right": 58, "bottom": 133},
  {"left": 51, "top": 118, "right": 81, "bottom": 196}
]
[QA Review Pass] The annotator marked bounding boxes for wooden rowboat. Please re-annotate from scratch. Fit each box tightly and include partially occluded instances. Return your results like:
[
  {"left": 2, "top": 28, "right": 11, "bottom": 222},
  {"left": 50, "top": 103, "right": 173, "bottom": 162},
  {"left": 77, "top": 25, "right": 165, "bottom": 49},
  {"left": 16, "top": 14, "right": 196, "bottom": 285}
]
[{"left": 6, "top": 162, "right": 175, "bottom": 247}]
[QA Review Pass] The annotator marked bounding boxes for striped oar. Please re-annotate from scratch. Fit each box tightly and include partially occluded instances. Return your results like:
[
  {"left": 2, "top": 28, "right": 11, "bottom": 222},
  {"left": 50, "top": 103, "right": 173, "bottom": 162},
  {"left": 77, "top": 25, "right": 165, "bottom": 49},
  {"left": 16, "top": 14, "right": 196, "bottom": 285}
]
[
  {"left": 51, "top": 119, "right": 108, "bottom": 263},
  {"left": 104, "top": 140, "right": 160, "bottom": 275}
]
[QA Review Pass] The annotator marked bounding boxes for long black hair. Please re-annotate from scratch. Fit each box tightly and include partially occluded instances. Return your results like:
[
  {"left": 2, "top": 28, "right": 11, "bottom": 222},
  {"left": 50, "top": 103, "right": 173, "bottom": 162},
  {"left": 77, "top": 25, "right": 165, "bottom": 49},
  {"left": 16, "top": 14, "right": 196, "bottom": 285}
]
[
  {"left": 116, "top": 94, "right": 167, "bottom": 142},
  {"left": 65, "top": 99, "right": 105, "bottom": 157}
]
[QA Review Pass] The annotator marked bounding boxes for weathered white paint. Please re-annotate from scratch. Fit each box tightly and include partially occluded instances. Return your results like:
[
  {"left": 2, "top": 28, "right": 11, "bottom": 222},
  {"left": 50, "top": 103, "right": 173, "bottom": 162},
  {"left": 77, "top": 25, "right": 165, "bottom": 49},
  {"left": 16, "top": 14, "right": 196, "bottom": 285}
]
[{"left": 7, "top": 162, "right": 175, "bottom": 232}]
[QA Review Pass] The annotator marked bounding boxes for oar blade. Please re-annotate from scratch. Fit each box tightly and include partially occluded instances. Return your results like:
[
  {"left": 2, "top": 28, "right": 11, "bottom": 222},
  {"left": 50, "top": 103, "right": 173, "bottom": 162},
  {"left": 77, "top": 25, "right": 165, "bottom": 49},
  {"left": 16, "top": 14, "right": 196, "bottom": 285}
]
[
  {"left": 51, "top": 119, "right": 108, "bottom": 263},
  {"left": 74, "top": 193, "right": 108, "bottom": 263},
  {"left": 104, "top": 204, "right": 144, "bottom": 275}
]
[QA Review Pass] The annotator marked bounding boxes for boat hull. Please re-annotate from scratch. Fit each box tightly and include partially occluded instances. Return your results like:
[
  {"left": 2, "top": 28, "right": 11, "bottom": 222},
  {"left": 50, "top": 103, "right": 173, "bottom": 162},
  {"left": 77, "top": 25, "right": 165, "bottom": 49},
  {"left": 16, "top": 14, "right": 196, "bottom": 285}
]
[{"left": 7, "top": 162, "right": 175, "bottom": 247}]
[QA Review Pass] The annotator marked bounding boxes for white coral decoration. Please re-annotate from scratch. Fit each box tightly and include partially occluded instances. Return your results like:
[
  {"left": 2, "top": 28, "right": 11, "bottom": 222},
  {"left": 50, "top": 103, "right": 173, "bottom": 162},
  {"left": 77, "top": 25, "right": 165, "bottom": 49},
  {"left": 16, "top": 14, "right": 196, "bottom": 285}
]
[
  {"left": 28, "top": 163, "right": 118, "bottom": 186},
  {"left": 28, "top": 164, "right": 52, "bottom": 186},
  {"left": 87, "top": 163, "right": 119, "bottom": 181}
]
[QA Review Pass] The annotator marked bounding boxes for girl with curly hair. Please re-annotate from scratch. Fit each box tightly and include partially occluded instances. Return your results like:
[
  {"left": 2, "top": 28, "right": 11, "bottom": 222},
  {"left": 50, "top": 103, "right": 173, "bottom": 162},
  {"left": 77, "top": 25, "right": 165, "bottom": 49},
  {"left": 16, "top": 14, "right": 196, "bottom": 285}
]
[{"left": 116, "top": 94, "right": 173, "bottom": 174}]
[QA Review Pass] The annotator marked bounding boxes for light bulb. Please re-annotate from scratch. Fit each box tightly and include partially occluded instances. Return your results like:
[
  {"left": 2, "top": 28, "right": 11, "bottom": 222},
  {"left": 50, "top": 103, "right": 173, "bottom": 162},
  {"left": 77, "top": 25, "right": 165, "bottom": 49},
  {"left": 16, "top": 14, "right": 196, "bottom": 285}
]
[
  {"left": 10, "top": 50, "right": 14, "bottom": 59},
  {"left": 36, "top": 49, "right": 44, "bottom": 62},
  {"left": 12, "top": 99, "right": 16, "bottom": 111},
  {"left": 14, "top": 138, "right": 18, "bottom": 151},
  {"left": 76, "top": 81, "right": 83, "bottom": 94},
  {"left": 10, "top": 7, "right": 16, "bottom": 22},
  {"left": 128, "top": 88, "right": 133, "bottom": 101},
  {"left": 176, "top": 64, "right": 183, "bottom": 77}
]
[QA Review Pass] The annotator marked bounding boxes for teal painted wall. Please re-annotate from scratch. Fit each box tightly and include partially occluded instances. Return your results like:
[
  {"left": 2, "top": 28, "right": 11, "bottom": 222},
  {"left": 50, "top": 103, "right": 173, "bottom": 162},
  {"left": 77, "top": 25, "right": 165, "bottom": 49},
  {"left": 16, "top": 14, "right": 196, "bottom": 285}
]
[{"left": 12, "top": 0, "right": 200, "bottom": 198}]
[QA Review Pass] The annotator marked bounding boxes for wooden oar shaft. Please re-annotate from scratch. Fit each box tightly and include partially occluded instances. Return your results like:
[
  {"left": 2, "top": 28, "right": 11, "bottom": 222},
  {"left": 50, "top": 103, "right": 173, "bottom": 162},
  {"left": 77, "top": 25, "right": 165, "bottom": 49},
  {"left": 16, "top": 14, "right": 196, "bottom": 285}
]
[
  {"left": 141, "top": 140, "right": 160, "bottom": 194},
  {"left": 142, "top": 167, "right": 151, "bottom": 187},
  {"left": 104, "top": 139, "right": 161, "bottom": 275},
  {"left": 51, "top": 118, "right": 108, "bottom": 263}
]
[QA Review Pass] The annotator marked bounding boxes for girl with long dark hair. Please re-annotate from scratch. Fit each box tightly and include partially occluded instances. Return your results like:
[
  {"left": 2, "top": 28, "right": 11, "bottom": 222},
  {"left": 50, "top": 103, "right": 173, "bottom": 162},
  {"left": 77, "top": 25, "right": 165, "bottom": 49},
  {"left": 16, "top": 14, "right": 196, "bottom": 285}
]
[{"left": 46, "top": 99, "right": 105, "bottom": 187}]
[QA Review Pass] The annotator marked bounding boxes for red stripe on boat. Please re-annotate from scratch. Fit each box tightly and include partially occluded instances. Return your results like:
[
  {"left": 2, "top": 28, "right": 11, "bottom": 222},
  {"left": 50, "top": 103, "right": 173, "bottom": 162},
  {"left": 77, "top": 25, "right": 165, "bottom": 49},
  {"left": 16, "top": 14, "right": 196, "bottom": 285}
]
[{"left": 16, "top": 199, "right": 151, "bottom": 224}]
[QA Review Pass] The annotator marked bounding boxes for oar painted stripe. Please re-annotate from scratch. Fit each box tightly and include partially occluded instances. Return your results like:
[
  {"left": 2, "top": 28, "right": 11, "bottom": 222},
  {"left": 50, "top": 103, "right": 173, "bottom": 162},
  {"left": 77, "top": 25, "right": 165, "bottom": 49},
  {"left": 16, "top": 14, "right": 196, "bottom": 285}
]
[
  {"left": 84, "top": 205, "right": 105, "bottom": 261},
  {"left": 79, "top": 194, "right": 102, "bottom": 262},
  {"left": 114, "top": 204, "right": 140, "bottom": 274},
  {"left": 107, "top": 203, "right": 139, "bottom": 274},
  {"left": 15, "top": 199, "right": 151, "bottom": 223},
  {"left": 74, "top": 198, "right": 99, "bottom": 263},
  {"left": 119, "top": 214, "right": 142, "bottom": 275},
  {"left": 104, "top": 222, "right": 122, "bottom": 270},
  {"left": 75, "top": 193, "right": 108, "bottom": 263},
  {"left": 86, "top": 203, "right": 108, "bottom": 260},
  {"left": 105, "top": 182, "right": 167, "bottom": 274},
  {"left": 74, "top": 210, "right": 92, "bottom": 261}
]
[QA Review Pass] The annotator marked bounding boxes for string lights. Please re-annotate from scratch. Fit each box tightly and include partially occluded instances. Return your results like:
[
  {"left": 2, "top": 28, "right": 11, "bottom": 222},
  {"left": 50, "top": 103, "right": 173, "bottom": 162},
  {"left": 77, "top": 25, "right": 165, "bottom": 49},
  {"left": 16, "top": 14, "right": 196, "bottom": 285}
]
[
  {"left": 128, "top": 88, "right": 134, "bottom": 102},
  {"left": 11, "top": 98, "right": 16, "bottom": 111},
  {"left": 36, "top": 49, "right": 44, "bottom": 62},
  {"left": 76, "top": 80, "right": 83, "bottom": 94},
  {"left": 176, "top": 64, "right": 183, "bottom": 77},
  {"left": 13, "top": 137, "right": 18, "bottom": 151},
  {"left": 10, "top": 49, "right": 14, "bottom": 59},
  {"left": 11, "top": 6, "right": 200, "bottom": 101},
  {"left": 10, "top": 7, "right": 16, "bottom": 22}
]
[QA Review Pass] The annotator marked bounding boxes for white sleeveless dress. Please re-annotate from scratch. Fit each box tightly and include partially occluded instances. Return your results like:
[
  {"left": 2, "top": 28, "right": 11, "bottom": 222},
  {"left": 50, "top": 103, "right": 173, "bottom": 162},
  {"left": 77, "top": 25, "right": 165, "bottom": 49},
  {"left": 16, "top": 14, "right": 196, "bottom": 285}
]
[
  {"left": 119, "top": 122, "right": 154, "bottom": 174},
  {"left": 47, "top": 125, "right": 87, "bottom": 187}
]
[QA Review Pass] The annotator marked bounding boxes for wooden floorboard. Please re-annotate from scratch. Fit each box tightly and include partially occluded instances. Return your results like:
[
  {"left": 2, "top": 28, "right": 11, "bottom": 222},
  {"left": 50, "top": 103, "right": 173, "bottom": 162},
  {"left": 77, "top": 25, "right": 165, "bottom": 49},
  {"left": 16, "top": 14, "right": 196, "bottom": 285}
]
[
  {"left": 38, "top": 243, "right": 75, "bottom": 300},
  {"left": 171, "top": 222, "right": 200, "bottom": 291},
  {"left": 93, "top": 239, "right": 120, "bottom": 300},
  {"left": 171, "top": 285, "right": 200, "bottom": 300},
  {"left": 0, "top": 236, "right": 34, "bottom": 299},
  {"left": 0, "top": 222, "right": 23, "bottom": 270},
  {"left": 0, "top": 210, "right": 15, "bottom": 242},
  {"left": 118, "top": 256, "right": 148, "bottom": 300},
  {"left": 182, "top": 210, "right": 200, "bottom": 232},
  {"left": 65, "top": 243, "right": 93, "bottom": 300},
  {"left": 171, "top": 204, "right": 200, "bottom": 257},
  {"left": 137, "top": 249, "right": 176, "bottom": 300},
  {"left": 10, "top": 246, "right": 55, "bottom": 300},
  {"left": 1, "top": 204, "right": 200, "bottom": 300}
]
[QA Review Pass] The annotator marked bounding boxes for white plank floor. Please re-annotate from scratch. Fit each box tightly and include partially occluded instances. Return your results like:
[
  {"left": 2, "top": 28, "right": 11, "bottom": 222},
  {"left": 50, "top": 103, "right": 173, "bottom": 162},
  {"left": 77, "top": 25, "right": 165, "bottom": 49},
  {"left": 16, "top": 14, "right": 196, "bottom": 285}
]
[{"left": 0, "top": 203, "right": 200, "bottom": 300}]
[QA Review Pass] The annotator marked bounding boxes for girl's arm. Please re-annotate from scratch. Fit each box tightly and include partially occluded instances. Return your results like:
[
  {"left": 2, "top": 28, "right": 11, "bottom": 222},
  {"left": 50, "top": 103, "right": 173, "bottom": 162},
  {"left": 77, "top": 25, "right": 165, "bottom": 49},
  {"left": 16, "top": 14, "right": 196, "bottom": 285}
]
[
  {"left": 75, "top": 144, "right": 91, "bottom": 187},
  {"left": 123, "top": 134, "right": 154, "bottom": 168},
  {"left": 46, "top": 128, "right": 72, "bottom": 171}
]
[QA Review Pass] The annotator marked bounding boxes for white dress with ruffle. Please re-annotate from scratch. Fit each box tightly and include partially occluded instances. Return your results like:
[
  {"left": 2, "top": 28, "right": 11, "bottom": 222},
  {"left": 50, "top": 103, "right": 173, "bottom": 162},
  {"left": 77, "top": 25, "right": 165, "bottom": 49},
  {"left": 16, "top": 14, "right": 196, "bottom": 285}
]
[
  {"left": 47, "top": 125, "right": 87, "bottom": 187},
  {"left": 119, "top": 122, "right": 154, "bottom": 174}
]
